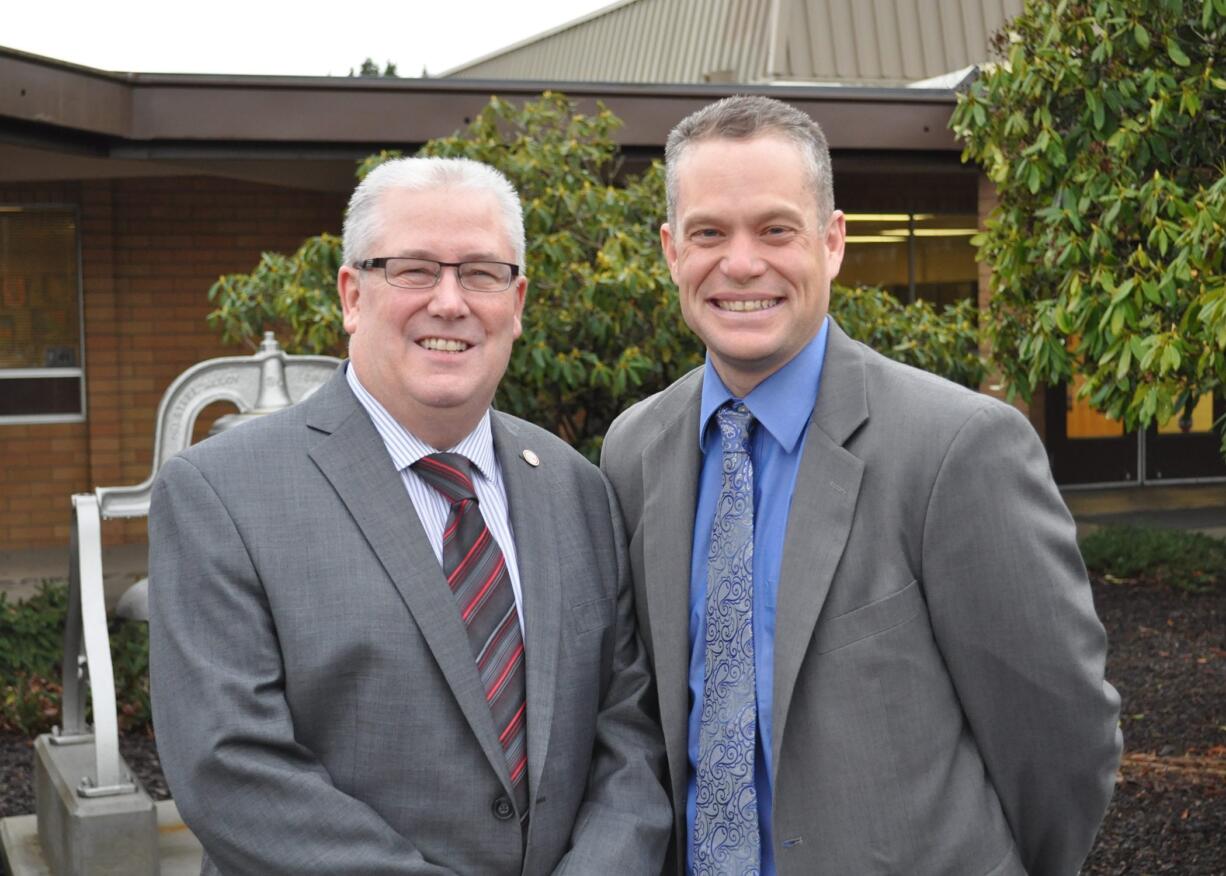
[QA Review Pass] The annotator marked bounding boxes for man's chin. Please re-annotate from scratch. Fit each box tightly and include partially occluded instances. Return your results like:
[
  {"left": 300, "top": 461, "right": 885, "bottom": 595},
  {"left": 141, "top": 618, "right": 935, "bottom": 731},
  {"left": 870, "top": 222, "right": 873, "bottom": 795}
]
[
  {"left": 415, "top": 387, "right": 481, "bottom": 411},
  {"left": 412, "top": 378, "right": 499, "bottom": 415}
]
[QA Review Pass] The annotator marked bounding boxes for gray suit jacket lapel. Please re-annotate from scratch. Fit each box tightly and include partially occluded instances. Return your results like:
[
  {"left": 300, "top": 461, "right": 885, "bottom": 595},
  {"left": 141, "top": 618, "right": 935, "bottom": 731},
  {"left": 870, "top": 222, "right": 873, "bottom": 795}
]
[
  {"left": 771, "top": 322, "right": 867, "bottom": 774},
  {"left": 640, "top": 379, "right": 702, "bottom": 816},
  {"left": 303, "top": 370, "right": 517, "bottom": 796},
  {"left": 491, "top": 412, "right": 563, "bottom": 801}
]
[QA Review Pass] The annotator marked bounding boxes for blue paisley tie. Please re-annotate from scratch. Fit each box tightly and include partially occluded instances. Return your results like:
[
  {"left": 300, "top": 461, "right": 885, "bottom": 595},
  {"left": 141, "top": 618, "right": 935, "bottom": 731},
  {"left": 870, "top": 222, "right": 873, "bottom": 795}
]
[{"left": 694, "top": 401, "right": 760, "bottom": 875}]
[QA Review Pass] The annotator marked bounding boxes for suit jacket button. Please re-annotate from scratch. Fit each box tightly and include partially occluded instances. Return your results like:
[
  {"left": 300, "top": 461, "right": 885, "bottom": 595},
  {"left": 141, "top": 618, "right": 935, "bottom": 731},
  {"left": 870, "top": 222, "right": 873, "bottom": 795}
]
[{"left": 492, "top": 796, "right": 515, "bottom": 820}]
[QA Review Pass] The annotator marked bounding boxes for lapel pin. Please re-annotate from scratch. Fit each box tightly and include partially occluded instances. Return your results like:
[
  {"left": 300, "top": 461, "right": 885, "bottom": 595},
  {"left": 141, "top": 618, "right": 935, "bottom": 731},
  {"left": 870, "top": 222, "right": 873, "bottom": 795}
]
[{"left": 522, "top": 449, "right": 540, "bottom": 467}]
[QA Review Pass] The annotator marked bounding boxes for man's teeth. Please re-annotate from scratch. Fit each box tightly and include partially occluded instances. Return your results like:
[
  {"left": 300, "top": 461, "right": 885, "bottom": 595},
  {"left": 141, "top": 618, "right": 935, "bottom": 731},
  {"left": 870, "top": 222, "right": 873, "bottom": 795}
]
[
  {"left": 716, "top": 299, "right": 778, "bottom": 312},
  {"left": 420, "top": 338, "right": 469, "bottom": 352}
]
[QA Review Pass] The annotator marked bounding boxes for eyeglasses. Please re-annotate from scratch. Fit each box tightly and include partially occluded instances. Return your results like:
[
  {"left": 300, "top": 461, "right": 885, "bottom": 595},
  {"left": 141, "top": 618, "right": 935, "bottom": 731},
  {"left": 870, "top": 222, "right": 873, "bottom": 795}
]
[{"left": 357, "top": 257, "right": 519, "bottom": 293}]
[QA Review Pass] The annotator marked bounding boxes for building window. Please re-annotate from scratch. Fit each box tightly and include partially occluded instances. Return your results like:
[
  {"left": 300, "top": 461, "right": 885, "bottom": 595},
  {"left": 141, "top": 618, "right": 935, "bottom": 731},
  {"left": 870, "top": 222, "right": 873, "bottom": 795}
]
[
  {"left": 0, "top": 206, "right": 84, "bottom": 423},
  {"left": 839, "top": 212, "right": 979, "bottom": 308}
]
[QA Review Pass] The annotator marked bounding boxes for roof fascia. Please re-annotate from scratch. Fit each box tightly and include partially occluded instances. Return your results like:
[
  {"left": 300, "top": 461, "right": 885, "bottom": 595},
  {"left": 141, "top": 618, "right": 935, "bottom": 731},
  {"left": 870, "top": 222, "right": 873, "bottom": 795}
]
[{"left": 0, "top": 48, "right": 960, "bottom": 152}]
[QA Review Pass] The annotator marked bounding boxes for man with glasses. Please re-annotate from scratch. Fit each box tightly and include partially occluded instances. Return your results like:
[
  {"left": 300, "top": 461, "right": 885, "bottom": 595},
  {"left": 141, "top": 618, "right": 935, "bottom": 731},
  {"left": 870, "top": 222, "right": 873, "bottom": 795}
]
[{"left": 149, "top": 156, "right": 670, "bottom": 875}]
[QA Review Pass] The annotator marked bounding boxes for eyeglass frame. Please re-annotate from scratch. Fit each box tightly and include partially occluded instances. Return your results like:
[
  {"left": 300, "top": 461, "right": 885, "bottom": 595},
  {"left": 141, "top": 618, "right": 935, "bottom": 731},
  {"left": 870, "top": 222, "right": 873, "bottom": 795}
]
[{"left": 356, "top": 256, "right": 521, "bottom": 293}]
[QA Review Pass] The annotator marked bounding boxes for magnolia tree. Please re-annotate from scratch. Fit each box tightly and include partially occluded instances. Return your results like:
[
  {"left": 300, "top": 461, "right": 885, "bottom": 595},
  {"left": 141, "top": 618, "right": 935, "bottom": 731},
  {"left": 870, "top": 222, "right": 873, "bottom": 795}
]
[
  {"left": 209, "top": 93, "right": 982, "bottom": 459},
  {"left": 952, "top": 0, "right": 1225, "bottom": 444}
]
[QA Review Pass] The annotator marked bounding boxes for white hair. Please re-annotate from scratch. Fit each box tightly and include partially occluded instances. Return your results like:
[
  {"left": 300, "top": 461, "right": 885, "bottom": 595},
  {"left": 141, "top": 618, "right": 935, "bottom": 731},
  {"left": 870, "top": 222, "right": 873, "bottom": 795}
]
[{"left": 342, "top": 156, "right": 526, "bottom": 268}]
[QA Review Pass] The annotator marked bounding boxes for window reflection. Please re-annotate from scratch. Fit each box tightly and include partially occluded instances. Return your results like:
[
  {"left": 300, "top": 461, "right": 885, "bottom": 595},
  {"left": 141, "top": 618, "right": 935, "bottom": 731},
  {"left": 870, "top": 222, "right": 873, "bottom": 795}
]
[{"left": 838, "top": 212, "right": 978, "bottom": 308}]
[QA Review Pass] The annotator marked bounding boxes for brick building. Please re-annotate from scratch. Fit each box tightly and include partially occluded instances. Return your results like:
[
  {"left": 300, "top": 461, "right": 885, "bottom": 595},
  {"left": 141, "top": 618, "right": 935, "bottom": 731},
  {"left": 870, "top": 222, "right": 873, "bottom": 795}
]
[{"left": 3, "top": 46, "right": 990, "bottom": 551}]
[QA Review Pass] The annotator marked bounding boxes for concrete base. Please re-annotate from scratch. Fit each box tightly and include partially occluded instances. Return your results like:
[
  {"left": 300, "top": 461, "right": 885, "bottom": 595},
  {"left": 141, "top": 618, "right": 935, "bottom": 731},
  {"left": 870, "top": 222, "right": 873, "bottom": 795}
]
[
  {"left": 31, "top": 735, "right": 157, "bottom": 875},
  {"left": 1, "top": 800, "right": 201, "bottom": 876}
]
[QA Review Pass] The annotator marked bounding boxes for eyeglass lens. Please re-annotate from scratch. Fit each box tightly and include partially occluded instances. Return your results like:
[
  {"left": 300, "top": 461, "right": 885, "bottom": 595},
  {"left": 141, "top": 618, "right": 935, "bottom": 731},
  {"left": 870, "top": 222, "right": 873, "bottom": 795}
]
[{"left": 383, "top": 257, "right": 514, "bottom": 292}]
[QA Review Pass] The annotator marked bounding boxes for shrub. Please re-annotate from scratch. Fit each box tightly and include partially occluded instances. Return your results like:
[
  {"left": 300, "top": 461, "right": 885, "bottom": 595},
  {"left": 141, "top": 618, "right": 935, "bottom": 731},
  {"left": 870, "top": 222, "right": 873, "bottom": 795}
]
[
  {"left": 0, "top": 582, "right": 151, "bottom": 736},
  {"left": 208, "top": 93, "right": 985, "bottom": 460},
  {"left": 1079, "top": 525, "right": 1226, "bottom": 593},
  {"left": 831, "top": 286, "right": 985, "bottom": 389}
]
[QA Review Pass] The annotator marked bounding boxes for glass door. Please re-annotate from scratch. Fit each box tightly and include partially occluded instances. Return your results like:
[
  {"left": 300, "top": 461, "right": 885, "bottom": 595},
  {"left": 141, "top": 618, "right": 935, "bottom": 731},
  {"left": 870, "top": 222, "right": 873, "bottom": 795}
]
[
  {"left": 1046, "top": 382, "right": 1226, "bottom": 484},
  {"left": 1045, "top": 378, "right": 1138, "bottom": 484},
  {"left": 1145, "top": 394, "right": 1226, "bottom": 481}
]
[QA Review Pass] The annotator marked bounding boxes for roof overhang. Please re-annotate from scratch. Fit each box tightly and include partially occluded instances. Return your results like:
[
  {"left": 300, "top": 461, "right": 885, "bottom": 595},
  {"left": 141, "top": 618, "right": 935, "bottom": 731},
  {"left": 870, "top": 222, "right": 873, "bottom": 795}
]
[{"left": 1, "top": 47, "right": 962, "bottom": 193}]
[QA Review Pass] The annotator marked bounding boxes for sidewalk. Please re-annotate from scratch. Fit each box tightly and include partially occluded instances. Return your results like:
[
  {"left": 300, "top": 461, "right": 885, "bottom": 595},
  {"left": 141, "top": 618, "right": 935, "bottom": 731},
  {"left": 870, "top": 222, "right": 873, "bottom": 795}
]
[
  {"left": 0, "top": 543, "right": 148, "bottom": 610},
  {"left": 1063, "top": 482, "right": 1226, "bottom": 539}
]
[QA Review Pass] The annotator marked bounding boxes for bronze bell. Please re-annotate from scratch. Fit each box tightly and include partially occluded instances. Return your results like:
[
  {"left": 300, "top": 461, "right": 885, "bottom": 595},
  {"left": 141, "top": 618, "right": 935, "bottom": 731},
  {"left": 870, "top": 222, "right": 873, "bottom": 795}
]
[{"left": 208, "top": 332, "right": 296, "bottom": 435}]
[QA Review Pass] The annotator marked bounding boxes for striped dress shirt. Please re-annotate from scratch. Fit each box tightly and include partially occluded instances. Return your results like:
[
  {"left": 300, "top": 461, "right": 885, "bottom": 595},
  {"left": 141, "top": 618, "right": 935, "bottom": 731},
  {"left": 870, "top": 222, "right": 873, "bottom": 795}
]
[{"left": 345, "top": 364, "right": 525, "bottom": 626}]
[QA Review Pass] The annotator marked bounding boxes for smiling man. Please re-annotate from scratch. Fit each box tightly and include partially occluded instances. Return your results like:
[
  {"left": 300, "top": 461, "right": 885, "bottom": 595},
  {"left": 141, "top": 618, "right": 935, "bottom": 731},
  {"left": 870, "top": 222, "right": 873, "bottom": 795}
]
[
  {"left": 601, "top": 96, "right": 1122, "bottom": 875},
  {"left": 149, "top": 156, "right": 669, "bottom": 875}
]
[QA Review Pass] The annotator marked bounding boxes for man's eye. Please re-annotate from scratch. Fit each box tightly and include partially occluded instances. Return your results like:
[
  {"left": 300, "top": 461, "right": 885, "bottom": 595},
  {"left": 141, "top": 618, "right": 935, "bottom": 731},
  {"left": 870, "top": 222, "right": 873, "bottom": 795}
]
[
  {"left": 691, "top": 228, "right": 722, "bottom": 240},
  {"left": 764, "top": 226, "right": 791, "bottom": 236}
]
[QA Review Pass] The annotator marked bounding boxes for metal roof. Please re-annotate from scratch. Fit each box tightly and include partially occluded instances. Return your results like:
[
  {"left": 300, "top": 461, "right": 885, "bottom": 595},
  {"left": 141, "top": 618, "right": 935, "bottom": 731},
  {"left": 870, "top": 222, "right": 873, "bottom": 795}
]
[{"left": 445, "top": 0, "right": 1022, "bottom": 85}]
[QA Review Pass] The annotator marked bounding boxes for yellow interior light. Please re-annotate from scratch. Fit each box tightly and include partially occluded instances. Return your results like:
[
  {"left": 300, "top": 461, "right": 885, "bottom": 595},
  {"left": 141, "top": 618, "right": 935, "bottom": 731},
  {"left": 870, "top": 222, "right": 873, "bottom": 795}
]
[
  {"left": 843, "top": 213, "right": 935, "bottom": 223},
  {"left": 880, "top": 228, "right": 978, "bottom": 237}
]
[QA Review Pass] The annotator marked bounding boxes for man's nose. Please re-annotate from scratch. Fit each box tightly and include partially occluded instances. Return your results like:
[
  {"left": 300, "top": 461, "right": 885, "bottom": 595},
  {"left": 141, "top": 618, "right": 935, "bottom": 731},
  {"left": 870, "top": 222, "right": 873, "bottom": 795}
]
[
  {"left": 720, "top": 235, "right": 767, "bottom": 283},
  {"left": 426, "top": 267, "right": 470, "bottom": 318}
]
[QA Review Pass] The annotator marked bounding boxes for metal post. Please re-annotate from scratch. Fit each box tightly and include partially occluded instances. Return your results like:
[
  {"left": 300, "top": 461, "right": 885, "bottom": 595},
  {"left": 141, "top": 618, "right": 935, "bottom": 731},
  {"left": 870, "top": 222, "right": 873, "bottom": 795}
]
[{"left": 32, "top": 492, "right": 156, "bottom": 875}]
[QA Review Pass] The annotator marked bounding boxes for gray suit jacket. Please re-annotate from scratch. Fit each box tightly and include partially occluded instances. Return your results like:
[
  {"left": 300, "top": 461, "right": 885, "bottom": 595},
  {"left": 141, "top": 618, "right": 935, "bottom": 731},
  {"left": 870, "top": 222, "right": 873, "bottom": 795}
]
[
  {"left": 600, "top": 321, "right": 1122, "bottom": 876},
  {"left": 149, "top": 367, "right": 670, "bottom": 875}
]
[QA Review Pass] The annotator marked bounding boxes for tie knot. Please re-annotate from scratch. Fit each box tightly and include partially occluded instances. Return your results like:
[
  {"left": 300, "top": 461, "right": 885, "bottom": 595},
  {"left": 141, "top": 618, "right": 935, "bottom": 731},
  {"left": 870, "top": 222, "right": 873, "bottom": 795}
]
[
  {"left": 716, "top": 402, "right": 754, "bottom": 455},
  {"left": 412, "top": 452, "right": 477, "bottom": 504}
]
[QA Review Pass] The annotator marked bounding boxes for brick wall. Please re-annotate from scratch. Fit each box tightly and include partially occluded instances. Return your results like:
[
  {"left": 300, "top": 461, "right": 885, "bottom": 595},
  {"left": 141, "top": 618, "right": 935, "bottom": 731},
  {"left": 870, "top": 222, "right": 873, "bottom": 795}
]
[{"left": 0, "top": 176, "right": 347, "bottom": 549}]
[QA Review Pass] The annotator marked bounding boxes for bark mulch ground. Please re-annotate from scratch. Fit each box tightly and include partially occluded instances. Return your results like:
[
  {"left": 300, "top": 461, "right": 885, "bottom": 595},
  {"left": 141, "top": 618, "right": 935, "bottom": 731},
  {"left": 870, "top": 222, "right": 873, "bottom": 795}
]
[
  {"left": 1082, "top": 575, "right": 1224, "bottom": 875},
  {"left": 1, "top": 576, "right": 1222, "bottom": 872}
]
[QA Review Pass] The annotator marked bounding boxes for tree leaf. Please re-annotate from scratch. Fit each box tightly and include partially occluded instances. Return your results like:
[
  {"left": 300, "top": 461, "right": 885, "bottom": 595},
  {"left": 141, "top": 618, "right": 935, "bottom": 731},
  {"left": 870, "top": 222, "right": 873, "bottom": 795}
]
[{"left": 1166, "top": 38, "right": 1191, "bottom": 67}]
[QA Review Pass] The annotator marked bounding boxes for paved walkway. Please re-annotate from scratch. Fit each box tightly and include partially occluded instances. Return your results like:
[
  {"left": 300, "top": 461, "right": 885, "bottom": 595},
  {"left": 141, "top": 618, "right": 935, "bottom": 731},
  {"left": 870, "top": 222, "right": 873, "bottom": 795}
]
[
  {"left": 1063, "top": 482, "right": 1226, "bottom": 539},
  {"left": 2, "top": 800, "right": 201, "bottom": 875},
  {"left": 0, "top": 543, "right": 148, "bottom": 609}
]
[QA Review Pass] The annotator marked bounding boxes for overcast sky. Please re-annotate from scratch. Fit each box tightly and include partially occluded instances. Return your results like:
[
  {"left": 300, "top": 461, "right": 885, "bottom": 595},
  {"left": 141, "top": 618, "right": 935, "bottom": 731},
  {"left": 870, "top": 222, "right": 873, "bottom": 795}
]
[{"left": 4, "top": 0, "right": 616, "bottom": 77}]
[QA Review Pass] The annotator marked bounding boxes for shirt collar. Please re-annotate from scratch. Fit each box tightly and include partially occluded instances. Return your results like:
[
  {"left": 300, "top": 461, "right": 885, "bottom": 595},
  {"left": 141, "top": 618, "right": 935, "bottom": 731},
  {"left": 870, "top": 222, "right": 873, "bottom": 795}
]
[
  {"left": 345, "top": 362, "right": 497, "bottom": 481},
  {"left": 698, "top": 316, "right": 829, "bottom": 453}
]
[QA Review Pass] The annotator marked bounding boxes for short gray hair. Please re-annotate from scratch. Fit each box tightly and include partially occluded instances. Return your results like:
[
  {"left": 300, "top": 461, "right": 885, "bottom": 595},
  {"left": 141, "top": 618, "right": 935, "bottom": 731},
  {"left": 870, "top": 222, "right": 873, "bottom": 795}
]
[
  {"left": 664, "top": 95, "right": 834, "bottom": 228},
  {"left": 342, "top": 156, "right": 526, "bottom": 268}
]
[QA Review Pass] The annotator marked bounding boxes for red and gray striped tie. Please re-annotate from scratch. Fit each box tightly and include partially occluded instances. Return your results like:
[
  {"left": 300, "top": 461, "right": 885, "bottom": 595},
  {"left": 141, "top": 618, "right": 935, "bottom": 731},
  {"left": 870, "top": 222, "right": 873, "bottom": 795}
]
[{"left": 412, "top": 452, "right": 529, "bottom": 821}]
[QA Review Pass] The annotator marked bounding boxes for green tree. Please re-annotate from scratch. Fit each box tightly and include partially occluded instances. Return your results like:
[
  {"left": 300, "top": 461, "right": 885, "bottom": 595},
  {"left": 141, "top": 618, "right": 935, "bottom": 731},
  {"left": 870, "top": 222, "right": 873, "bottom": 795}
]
[
  {"left": 952, "top": 0, "right": 1226, "bottom": 444},
  {"left": 209, "top": 92, "right": 982, "bottom": 459},
  {"left": 350, "top": 58, "right": 399, "bottom": 77}
]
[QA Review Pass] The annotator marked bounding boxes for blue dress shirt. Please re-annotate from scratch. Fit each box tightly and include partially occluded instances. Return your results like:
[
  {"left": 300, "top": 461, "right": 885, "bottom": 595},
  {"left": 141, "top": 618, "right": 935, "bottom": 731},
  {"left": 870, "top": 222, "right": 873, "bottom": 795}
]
[{"left": 686, "top": 317, "right": 829, "bottom": 875}]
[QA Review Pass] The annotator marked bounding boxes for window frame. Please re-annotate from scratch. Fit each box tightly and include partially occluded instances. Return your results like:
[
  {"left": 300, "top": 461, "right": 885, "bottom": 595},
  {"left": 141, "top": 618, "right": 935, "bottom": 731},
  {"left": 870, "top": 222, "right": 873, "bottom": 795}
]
[
  {"left": 839, "top": 211, "right": 980, "bottom": 307},
  {"left": 0, "top": 203, "right": 87, "bottom": 425}
]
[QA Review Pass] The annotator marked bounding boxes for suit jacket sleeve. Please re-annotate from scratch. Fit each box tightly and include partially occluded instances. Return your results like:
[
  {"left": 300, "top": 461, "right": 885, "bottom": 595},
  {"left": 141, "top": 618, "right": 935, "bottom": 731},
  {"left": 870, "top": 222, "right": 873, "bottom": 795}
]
[
  {"left": 551, "top": 476, "right": 672, "bottom": 874},
  {"left": 921, "top": 403, "right": 1122, "bottom": 875},
  {"left": 149, "top": 454, "right": 458, "bottom": 876}
]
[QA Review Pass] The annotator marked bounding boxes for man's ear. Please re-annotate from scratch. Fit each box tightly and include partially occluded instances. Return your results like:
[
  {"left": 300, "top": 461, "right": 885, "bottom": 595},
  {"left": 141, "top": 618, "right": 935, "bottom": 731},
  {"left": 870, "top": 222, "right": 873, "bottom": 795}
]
[
  {"left": 660, "top": 222, "right": 681, "bottom": 284},
  {"left": 824, "top": 210, "right": 847, "bottom": 281},
  {"left": 338, "top": 265, "right": 361, "bottom": 335},
  {"left": 511, "top": 275, "right": 527, "bottom": 340}
]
